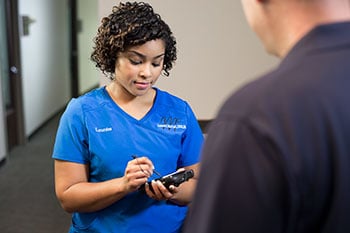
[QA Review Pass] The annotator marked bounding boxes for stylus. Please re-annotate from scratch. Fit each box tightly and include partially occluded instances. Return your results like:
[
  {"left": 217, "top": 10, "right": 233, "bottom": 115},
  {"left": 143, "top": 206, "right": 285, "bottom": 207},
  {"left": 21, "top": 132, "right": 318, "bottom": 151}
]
[{"left": 131, "top": 155, "right": 162, "bottom": 177}]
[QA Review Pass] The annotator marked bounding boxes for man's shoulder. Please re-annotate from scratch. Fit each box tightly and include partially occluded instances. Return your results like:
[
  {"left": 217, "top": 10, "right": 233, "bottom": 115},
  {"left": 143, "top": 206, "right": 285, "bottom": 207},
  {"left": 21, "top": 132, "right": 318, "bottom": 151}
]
[
  {"left": 218, "top": 65, "right": 304, "bottom": 121},
  {"left": 222, "top": 72, "right": 278, "bottom": 110}
]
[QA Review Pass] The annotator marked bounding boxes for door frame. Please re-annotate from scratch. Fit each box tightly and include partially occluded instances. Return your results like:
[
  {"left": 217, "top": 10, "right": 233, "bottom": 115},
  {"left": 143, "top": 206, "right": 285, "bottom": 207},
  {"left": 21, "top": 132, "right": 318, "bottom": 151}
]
[
  {"left": 4, "top": 0, "right": 26, "bottom": 150},
  {"left": 69, "top": 0, "right": 79, "bottom": 98}
]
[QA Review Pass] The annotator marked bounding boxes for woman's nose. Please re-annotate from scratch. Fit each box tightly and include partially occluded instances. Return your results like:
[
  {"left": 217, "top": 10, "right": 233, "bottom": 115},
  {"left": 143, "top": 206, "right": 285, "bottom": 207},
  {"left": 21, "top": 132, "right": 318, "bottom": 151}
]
[{"left": 139, "top": 63, "right": 152, "bottom": 78}]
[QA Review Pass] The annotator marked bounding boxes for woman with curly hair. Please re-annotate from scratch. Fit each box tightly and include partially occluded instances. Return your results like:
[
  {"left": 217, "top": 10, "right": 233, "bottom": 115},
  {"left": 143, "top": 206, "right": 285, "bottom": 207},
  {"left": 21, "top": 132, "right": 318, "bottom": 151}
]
[{"left": 52, "top": 2, "right": 203, "bottom": 232}]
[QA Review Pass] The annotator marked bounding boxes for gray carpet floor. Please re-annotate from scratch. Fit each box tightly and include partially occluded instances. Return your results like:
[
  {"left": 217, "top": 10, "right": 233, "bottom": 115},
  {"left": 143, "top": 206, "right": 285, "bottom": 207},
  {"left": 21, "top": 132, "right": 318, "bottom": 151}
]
[{"left": 0, "top": 113, "right": 71, "bottom": 233}]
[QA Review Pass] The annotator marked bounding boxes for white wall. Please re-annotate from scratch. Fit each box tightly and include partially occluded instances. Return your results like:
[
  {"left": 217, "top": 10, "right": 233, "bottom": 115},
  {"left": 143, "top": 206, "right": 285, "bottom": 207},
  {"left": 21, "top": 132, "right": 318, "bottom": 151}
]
[
  {"left": 98, "top": 0, "right": 278, "bottom": 120},
  {"left": 19, "top": 0, "right": 71, "bottom": 136},
  {"left": 77, "top": 0, "right": 100, "bottom": 94}
]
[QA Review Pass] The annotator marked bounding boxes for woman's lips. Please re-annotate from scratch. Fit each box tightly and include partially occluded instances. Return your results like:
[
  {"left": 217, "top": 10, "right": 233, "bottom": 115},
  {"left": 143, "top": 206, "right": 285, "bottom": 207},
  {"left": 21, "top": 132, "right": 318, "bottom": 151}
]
[{"left": 134, "top": 81, "right": 151, "bottom": 89}]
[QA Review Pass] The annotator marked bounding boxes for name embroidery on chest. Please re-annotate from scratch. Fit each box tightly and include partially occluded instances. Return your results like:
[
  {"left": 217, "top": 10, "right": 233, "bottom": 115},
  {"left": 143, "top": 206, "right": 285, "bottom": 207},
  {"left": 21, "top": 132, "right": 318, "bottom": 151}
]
[{"left": 95, "top": 127, "right": 113, "bottom": 133}]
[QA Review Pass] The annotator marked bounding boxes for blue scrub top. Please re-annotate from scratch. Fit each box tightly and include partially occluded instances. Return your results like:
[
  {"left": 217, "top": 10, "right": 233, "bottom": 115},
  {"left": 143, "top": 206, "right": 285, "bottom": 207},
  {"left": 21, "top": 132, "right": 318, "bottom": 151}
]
[{"left": 53, "top": 87, "right": 204, "bottom": 233}]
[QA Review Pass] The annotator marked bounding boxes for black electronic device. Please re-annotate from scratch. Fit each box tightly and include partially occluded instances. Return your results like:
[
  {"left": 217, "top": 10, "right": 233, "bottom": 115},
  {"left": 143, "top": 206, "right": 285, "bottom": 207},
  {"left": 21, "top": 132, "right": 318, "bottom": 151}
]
[{"left": 139, "top": 169, "right": 194, "bottom": 193}]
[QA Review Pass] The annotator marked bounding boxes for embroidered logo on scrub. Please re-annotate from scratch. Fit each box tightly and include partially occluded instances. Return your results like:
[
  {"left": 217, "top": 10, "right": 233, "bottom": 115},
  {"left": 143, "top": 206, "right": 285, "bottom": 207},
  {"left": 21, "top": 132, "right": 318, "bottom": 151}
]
[
  {"left": 95, "top": 127, "right": 113, "bottom": 133},
  {"left": 157, "top": 117, "right": 186, "bottom": 131}
]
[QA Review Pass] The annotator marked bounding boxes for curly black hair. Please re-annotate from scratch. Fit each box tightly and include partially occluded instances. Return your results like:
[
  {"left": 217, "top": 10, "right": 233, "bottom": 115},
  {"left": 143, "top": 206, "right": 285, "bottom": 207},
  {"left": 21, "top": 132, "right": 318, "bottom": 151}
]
[{"left": 91, "top": 1, "right": 177, "bottom": 80}]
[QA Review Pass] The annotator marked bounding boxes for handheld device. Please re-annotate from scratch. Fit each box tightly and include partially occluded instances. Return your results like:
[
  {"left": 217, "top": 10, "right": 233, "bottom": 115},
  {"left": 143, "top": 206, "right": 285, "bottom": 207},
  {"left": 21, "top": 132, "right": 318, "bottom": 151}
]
[{"left": 139, "top": 169, "right": 194, "bottom": 192}]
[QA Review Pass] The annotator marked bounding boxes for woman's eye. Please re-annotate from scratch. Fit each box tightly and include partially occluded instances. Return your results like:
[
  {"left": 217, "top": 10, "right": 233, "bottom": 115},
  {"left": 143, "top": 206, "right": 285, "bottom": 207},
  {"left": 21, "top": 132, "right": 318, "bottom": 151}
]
[
  {"left": 152, "top": 63, "right": 161, "bottom": 67},
  {"left": 129, "top": 59, "right": 142, "bottom": 65}
]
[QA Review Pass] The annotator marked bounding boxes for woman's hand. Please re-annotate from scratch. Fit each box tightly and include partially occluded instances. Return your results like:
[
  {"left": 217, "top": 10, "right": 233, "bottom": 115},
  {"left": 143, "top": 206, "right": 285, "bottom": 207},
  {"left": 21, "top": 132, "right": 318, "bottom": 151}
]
[
  {"left": 144, "top": 180, "right": 178, "bottom": 201},
  {"left": 144, "top": 163, "right": 200, "bottom": 205},
  {"left": 124, "top": 156, "right": 154, "bottom": 192}
]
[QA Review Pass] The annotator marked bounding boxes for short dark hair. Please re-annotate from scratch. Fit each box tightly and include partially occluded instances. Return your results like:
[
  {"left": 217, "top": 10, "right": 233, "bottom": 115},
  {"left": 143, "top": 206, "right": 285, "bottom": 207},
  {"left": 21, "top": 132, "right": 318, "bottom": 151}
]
[{"left": 91, "top": 1, "right": 177, "bottom": 80}]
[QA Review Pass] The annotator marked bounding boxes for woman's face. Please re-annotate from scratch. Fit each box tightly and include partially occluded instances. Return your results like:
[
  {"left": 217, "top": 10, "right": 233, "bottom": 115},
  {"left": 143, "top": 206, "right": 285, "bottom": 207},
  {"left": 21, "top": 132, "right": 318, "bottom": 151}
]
[{"left": 114, "top": 39, "right": 165, "bottom": 97}]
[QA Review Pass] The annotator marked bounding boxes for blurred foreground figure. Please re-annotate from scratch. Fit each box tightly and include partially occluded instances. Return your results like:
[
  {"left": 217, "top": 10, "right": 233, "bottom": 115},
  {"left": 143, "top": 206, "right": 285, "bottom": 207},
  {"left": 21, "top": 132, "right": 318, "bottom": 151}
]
[{"left": 184, "top": 0, "right": 350, "bottom": 232}]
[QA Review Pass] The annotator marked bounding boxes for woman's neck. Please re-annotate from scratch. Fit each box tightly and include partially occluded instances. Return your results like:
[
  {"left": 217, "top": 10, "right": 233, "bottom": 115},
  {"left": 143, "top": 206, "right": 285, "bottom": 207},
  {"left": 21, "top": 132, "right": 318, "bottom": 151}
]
[{"left": 106, "top": 83, "right": 156, "bottom": 120}]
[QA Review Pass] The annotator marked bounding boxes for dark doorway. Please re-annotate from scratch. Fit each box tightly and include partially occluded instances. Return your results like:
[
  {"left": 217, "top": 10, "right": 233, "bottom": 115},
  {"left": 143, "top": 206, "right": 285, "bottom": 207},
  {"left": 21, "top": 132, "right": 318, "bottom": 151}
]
[{"left": 2, "top": 0, "right": 26, "bottom": 151}]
